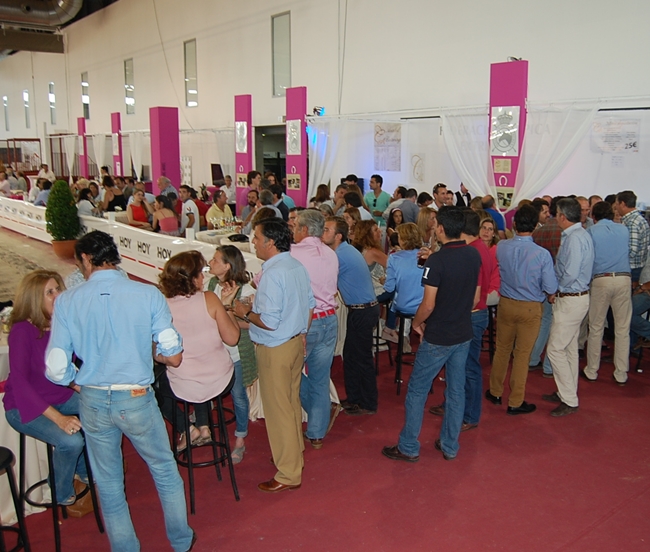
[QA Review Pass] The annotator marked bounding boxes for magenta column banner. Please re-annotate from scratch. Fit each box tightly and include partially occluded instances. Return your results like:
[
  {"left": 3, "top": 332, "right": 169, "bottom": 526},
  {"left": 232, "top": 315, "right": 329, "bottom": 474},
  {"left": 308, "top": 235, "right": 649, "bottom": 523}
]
[
  {"left": 285, "top": 86, "right": 308, "bottom": 207},
  {"left": 149, "top": 107, "right": 181, "bottom": 188},
  {"left": 234, "top": 95, "right": 253, "bottom": 214},
  {"left": 77, "top": 117, "right": 88, "bottom": 178},
  {"left": 489, "top": 60, "right": 528, "bottom": 211},
  {"left": 110, "top": 112, "right": 124, "bottom": 176}
]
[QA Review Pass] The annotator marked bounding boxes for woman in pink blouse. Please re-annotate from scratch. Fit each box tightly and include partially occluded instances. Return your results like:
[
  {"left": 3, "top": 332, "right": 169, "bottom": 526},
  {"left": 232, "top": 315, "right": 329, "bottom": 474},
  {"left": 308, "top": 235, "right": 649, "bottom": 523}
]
[{"left": 157, "top": 251, "right": 240, "bottom": 451}]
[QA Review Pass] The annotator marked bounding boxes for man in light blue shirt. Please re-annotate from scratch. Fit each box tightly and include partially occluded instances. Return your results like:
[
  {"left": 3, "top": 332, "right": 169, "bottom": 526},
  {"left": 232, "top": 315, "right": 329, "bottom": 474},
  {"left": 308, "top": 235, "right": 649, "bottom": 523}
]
[
  {"left": 233, "top": 218, "right": 314, "bottom": 493},
  {"left": 488, "top": 206, "right": 557, "bottom": 416},
  {"left": 322, "top": 216, "right": 380, "bottom": 416},
  {"left": 584, "top": 201, "right": 631, "bottom": 384},
  {"left": 543, "top": 198, "right": 594, "bottom": 417},
  {"left": 45, "top": 231, "right": 194, "bottom": 552}
]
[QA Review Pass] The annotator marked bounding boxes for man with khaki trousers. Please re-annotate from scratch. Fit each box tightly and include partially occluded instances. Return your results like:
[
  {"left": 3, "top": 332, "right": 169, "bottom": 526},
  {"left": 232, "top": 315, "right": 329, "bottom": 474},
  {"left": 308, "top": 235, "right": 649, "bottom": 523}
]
[
  {"left": 234, "top": 218, "right": 315, "bottom": 492},
  {"left": 487, "top": 206, "right": 557, "bottom": 415},
  {"left": 583, "top": 201, "right": 631, "bottom": 384},
  {"left": 543, "top": 199, "right": 595, "bottom": 416}
]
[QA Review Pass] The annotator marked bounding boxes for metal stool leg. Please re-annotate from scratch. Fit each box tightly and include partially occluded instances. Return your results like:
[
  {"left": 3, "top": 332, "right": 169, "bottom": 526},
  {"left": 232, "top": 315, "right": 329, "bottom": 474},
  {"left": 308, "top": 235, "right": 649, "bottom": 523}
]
[
  {"left": 395, "top": 316, "right": 405, "bottom": 395},
  {"left": 81, "top": 443, "right": 104, "bottom": 534},
  {"left": 215, "top": 395, "right": 239, "bottom": 501}
]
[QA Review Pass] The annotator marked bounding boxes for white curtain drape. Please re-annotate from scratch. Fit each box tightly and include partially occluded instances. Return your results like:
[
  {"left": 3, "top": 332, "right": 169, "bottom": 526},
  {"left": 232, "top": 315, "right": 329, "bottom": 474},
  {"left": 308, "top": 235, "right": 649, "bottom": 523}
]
[
  {"left": 63, "top": 135, "right": 78, "bottom": 185},
  {"left": 306, "top": 118, "right": 348, "bottom": 201},
  {"left": 91, "top": 134, "right": 107, "bottom": 174},
  {"left": 440, "top": 108, "right": 493, "bottom": 198},
  {"left": 509, "top": 102, "right": 599, "bottom": 208},
  {"left": 214, "top": 130, "right": 235, "bottom": 178}
]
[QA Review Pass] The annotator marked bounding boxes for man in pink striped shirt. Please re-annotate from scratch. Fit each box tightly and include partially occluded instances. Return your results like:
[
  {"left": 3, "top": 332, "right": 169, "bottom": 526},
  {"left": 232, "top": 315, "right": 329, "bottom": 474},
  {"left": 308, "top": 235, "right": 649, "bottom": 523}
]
[{"left": 291, "top": 209, "right": 340, "bottom": 449}]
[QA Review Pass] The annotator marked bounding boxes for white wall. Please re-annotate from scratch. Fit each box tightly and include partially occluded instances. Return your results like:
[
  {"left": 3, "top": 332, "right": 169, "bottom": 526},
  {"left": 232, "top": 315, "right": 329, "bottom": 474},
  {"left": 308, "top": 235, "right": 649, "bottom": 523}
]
[{"left": 1, "top": 0, "right": 649, "bottom": 193}]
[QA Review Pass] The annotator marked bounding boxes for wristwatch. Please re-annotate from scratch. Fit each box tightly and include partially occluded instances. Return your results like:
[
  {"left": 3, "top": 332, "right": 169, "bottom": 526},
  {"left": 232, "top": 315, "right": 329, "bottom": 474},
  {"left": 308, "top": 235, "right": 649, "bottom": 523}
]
[{"left": 243, "top": 311, "right": 252, "bottom": 324}]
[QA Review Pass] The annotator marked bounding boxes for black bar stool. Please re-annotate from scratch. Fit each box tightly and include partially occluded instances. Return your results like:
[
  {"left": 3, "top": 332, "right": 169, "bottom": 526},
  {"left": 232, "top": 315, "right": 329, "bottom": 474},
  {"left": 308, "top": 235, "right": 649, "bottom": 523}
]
[
  {"left": 374, "top": 300, "right": 394, "bottom": 375},
  {"left": 18, "top": 433, "right": 104, "bottom": 552},
  {"left": 394, "top": 312, "right": 415, "bottom": 395},
  {"left": 0, "top": 447, "right": 30, "bottom": 552},
  {"left": 484, "top": 304, "right": 498, "bottom": 363},
  {"left": 172, "top": 376, "right": 240, "bottom": 515}
]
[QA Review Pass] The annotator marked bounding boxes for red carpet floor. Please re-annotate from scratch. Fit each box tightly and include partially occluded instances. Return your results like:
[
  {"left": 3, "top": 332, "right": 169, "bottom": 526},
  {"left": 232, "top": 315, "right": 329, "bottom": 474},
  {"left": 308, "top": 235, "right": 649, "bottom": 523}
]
[{"left": 12, "top": 341, "right": 650, "bottom": 552}]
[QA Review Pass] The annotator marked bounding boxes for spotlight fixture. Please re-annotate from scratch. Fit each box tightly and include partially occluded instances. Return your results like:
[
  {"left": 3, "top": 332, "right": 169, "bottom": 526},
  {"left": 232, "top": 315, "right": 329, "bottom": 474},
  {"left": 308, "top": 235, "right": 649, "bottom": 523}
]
[{"left": 312, "top": 106, "right": 325, "bottom": 116}]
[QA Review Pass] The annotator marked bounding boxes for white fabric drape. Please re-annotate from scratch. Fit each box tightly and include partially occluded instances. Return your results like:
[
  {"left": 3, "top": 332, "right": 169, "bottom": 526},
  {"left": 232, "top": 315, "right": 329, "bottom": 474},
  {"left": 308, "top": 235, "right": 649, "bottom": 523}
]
[
  {"left": 214, "top": 130, "right": 235, "bottom": 178},
  {"left": 63, "top": 135, "right": 78, "bottom": 185},
  {"left": 306, "top": 118, "right": 347, "bottom": 202},
  {"left": 440, "top": 109, "right": 493, "bottom": 198},
  {"left": 90, "top": 134, "right": 107, "bottom": 174},
  {"left": 130, "top": 132, "right": 144, "bottom": 181},
  {"left": 509, "top": 103, "right": 599, "bottom": 208}
]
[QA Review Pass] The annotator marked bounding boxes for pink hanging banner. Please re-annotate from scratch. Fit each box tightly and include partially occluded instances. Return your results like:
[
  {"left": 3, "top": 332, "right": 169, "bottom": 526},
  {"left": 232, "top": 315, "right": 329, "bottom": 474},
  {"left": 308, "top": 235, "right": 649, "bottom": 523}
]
[
  {"left": 285, "top": 87, "right": 308, "bottom": 207},
  {"left": 489, "top": 61, "right": 528, "bottom": 211},
  {"left": 77, "top": 117, "right": 88, "bottom": 178},
  {"left": 149, "top": 107, "right": 181, "bottom": 189},
  {"left": 234, "top": 95, "right": 253, "bottom": 214},
  {"left": 111, "top": 112, "right": 124, "bottom": 176}
]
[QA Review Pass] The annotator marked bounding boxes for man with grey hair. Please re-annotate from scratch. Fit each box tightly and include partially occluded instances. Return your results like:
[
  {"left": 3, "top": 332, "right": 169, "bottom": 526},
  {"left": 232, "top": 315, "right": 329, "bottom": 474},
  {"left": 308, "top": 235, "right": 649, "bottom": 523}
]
[
  {"left": 543, "top": 198, "right": 594, "bottom": 417},
  {"left": 291, "top": 210, "right": 340, "bottom": 447},
  {"left": 157, "top": 176, "right": 178, "bottom": 198},
  {"left": 259, "top": 189, "right": 283, "bottom": 219}
]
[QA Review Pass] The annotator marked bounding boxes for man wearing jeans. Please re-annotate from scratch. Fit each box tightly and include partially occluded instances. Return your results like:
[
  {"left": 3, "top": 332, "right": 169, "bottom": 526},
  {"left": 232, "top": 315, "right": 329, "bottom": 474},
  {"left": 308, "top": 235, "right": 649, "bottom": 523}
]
[
  {"left": 382, "top": 207, "right": 481, "bottom": 462},
  {"left": 45, "top": 231, "right": 194, "bottom": 552},
  {"left": 291, "top": 210, "right": 340, "bottom": 448}
]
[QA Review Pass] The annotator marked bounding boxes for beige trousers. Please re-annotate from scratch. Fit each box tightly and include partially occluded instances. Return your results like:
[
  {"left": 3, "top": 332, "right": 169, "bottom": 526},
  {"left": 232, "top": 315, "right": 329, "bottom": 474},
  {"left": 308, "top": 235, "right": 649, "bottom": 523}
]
[
  {"left": 257, "top": 336, "right": 305, "bottom": 485},
  {"left": 585, "top": 275, "right": 632, "bottom": 382},
  {"left": 547, "top": 294, "right": 590, "bottom": 407}
]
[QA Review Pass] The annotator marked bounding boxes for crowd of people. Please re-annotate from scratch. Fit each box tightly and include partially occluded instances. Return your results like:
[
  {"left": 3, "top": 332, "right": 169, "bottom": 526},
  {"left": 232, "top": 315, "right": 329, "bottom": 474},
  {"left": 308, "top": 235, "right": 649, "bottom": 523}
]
[{"left": 3, "top": 171, "right": 650, "bottom": 550}]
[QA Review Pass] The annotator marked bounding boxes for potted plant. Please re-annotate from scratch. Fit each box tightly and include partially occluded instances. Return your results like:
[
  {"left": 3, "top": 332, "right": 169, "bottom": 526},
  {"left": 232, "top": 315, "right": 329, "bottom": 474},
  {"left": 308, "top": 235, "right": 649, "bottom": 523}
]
[{"left": 45, "top": 179, "right": 81, "bottom": 259}]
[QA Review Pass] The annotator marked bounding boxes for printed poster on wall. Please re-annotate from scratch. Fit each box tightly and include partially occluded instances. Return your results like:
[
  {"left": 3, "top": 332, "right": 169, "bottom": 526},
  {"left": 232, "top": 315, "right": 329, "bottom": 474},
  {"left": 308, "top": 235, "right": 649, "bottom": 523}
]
[
  {"left": 236, "top": 173, "right": 248, "bottom": 188},
  {"left": 112, "top": 133, "right": 120, "bottom": 156},
  {"left": 235, "top": 122, "right": 248, "bottom": 153},
  {"left": 591, "top": 118, "right": 640, "bottom": 153},
  {"left": 286, "top": 120, "right": 302, "bottom": 155},
  {"left": 374, "top": 123, "right": 401, "bottom": 172},
  {"left": 490, "top": 106, "right": 519, "bottom": 157},
  {"left": 287, "top": 174, "right": 301, "bottom": 190},
  {"left": 181, "top": 156, "right": 192, "bottom": 187}
]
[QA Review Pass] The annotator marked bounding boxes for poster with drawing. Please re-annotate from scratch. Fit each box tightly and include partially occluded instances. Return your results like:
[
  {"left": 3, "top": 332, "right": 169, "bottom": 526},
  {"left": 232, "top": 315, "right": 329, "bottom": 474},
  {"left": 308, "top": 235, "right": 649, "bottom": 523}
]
[
  {"left": 591, "top": 118, "right": 639, "bottom": 154},
  {"left": 374, "top": 123, "right": 402, "bottom": 171}
]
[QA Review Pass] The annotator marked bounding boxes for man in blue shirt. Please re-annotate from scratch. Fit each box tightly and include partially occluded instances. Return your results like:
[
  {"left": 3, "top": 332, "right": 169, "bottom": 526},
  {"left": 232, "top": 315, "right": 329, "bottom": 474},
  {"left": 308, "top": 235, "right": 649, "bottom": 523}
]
[
  {"left": 233, "top": 219, "right": 314, "bottom": 493},
  {"left": 487, "top": 206, "right": 557, "bottom": 415},
  {"left": 543, "top": 199, "right": 594, "bottom": 417},
  {"left": 45, "top": 231, "right": 194, "bottom": 552},
  {"left": 383, "top": 207, "right": 481, "bottom": 462},
  {"left": 482, "top": 195, "right": 506, "bottom": 239},
  {"left": 584, "top": 201, "right": 631, "bottom": 384},
  {"left": 322, "top": 216, "right": 380, "bottom": 415},
  {"left": 34, "top": 180, "right": 52, "bottom": 206}
]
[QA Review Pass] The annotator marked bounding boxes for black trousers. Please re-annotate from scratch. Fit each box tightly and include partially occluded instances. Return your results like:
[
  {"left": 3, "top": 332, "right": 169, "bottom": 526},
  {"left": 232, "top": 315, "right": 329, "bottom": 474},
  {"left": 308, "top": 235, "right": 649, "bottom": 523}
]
[{"left": 343, "top": 304, "right": 380, "bottom": 410}]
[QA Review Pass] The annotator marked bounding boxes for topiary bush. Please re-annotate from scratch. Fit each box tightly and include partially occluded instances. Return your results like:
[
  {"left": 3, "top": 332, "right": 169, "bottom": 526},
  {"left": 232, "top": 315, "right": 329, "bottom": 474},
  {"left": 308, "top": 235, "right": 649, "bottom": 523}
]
[{"left": 45, "top": 180, "right": 81, "bottom": 241}]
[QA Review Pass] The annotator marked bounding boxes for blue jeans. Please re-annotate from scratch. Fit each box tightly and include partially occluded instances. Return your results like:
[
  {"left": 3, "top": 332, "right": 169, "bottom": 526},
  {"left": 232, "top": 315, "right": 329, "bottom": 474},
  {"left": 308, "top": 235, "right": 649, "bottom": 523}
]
[
  {"left": 79, "top": 386, "right": 193, "bottom": 552},
  {"left": 630, "top": 291, "right": 650, "bottom": 346},
  {"left": 301, "top": 315, "right": 338, "bottom": 439},
  {"left": 5, "top": 393, "right": 88, "bottom": 503},
  {"left": 464, "top": 309, "right": 489, "bottom": 425},
  {"left": 398, "top": 339, "right": 470, "bottom": 459},
  {"left": 231, "top": 360, "right": 249, "bottom": 438},
  {"left": 529, "top": 297, "right": 553, "bottom": 372}
]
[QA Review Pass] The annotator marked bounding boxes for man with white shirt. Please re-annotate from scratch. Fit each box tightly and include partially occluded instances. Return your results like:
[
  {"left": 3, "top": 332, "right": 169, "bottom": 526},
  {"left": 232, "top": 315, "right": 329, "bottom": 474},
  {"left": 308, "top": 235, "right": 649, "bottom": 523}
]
[
  {"left": 178, "top": 185, "right": 200, "bottom": 235},
  {"left": 37, "top": 163, "right": 56, "bottom": 182},
  {"left": 222, "top": 175, "right": 237, "bottom": 213},
  {"left": 323, "top": 184, "right": 348, "bottom": 216},
  {"left": 431, "top": 183, "right": 447, "bottom": 211}
]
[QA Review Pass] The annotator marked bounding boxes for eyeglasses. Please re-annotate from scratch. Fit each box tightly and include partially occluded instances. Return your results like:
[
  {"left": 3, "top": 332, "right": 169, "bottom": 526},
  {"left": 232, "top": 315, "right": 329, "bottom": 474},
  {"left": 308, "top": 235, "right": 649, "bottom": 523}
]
[{"left": 372, "top": 199, "right": 377, "bottom": 207}]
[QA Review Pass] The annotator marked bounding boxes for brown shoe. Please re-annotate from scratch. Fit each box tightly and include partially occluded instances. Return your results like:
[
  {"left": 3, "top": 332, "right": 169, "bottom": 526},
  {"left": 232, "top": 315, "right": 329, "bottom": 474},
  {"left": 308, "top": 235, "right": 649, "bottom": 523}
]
[
  {"left": 460, "top": 422, "right": 478, "bottom": 432},
  {"left": 303, "top": 432, "right": 323, "bottom": 449},
  {"left": 550, "top": 402, "right": 579, "bottom": 417},
  {"left": 65, "top": 481, "right": 94, "bottom": 518},
  {"left": 542, "top": 391, "right": 561, "bottom": 403},
  {"left": 428, "top": 404, "right": 445, "bottom": 416},
  {"left": 344, "top": 405, "right": 376, "bottom": 416},
  {"left": 258, "top": 478, "right": 301, "bottom": 493}
]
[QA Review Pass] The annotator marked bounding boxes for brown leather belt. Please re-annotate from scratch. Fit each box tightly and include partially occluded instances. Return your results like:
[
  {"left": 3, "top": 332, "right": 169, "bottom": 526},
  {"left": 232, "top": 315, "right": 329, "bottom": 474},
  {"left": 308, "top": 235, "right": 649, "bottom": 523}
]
[
  {"left": 557, "top": 290, "right": 589, "bottom": 297},
  {"left": 346, "top": 300, "right": 379, "bottom": 310},
  {"left": 593, "top": 272, "right": 631, "bottom": 279}
]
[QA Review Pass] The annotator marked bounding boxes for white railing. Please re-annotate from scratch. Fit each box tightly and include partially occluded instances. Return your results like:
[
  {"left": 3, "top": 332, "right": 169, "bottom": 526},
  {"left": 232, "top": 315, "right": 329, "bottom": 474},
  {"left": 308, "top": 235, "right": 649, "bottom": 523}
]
[{"left": 0, "top": 198, "right": 262, "bottom": 283}]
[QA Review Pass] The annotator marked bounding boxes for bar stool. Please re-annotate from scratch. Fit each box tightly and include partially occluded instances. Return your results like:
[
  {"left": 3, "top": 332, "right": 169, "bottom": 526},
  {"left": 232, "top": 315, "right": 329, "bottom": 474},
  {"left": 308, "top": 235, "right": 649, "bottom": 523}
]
[
  {"left": 374, "top": 300, "right": 394, "bottom": 375},
  {"left": 0, "top": 447, "right": 30, "bottom": 552},
  {"left": 19, "top": 433, "right": 104, "bottom": 552},
  {"left": 394, "top": 312, "right": 415, "bottom": 395},
  {"left": 484, "top": 304, "right": 498, "bottom": 363},
  {"left": 172, "top": 376, "right": 240, "bottom": 515}
]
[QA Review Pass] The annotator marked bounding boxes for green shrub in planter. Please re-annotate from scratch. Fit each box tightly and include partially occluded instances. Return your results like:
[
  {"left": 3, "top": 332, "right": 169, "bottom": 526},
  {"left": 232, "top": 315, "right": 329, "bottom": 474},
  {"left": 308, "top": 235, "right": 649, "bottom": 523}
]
[{"left": 45, "top": 180, "right": 81, "bottom": 241}]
